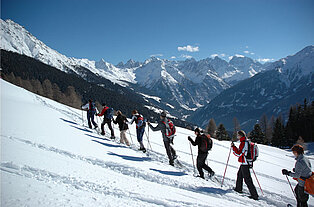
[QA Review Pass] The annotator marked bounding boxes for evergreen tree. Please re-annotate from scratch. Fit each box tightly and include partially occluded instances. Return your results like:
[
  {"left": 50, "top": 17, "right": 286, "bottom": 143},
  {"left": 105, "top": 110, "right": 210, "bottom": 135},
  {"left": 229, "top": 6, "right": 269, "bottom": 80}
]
[
  {"left": 216, "top": 123, "right": 230, "bottom": 141},
  {"left": 285, "top": 106, "right": 298, "bottom": 147},
  {"left": 272, "top": 116, "right": 285, "bottom": 148},
  {"left": 206, "top": 118, "right": 217, "bottom": 138},
  {"left": 259, "top": 114, "right": 269, "bottom": 143},
  {"left": 249, "top": 124, "right": 265, "bottom": 144}
]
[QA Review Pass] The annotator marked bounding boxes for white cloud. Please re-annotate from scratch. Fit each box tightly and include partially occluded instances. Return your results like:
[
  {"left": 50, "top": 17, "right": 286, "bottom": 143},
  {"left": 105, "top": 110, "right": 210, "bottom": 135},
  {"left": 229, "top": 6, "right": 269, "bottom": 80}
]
[
  {"left": 250, "top": 52, "right": 255, "bottom": 55},
  {"left": 170, "top": 56, "right": 176, "bottom": 59},
  {"left": 245, "top": 46, "right": 249, "bottom": 49},
  {"left": 181, "top": 54, "right": 193, "bottom": 59},
  {"left": 211, "top": 54, "right": 219, "bottom": 58},
  {"left": 150, "top": 54, "right": 163, "bottom": 57},
  {"left": 244, "top": 51, "right": 250, "bottom": 54},
  {"left": 178, "top": 45, "right": 199, "bottom": 52},
  {"left": 256, "top": 58, "right": 275, "bottom": 63},
  {"left": 220, "top": 53, "right": 226, "bottom": 57}
]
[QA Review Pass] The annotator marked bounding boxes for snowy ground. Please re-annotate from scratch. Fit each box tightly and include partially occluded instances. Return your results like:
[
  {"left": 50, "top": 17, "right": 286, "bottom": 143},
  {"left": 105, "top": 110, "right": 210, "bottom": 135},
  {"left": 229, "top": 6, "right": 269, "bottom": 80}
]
[{"left": 1, "top": 79, "right": 313, "bottom": 207}]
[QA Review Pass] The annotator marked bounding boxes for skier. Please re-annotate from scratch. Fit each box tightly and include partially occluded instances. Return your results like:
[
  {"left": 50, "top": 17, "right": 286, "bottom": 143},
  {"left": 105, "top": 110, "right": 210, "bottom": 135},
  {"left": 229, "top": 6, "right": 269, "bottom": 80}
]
[
  {"left": 81, "top": 99, "right": 98, "bottom": 129},
  {"left": 282, "top": 144, "right": 312, "bottom": 207},
  {"left": 113, "top": 110, "right": 130, "bottom": 146},
  {"left": 128, "top": 110, "right": 146, "bottom": 152},
  {"left": 231, "top": 130, "right": 259, "bottom": 200},
  {"left": 148, "top": 111, "right": 177, "bottom": 166},
  {"left": 188, "top": 128, "right": 214, "bottom": 178},
  {"left": 96, "top": 103, "right": 115, "bottom": 139}
]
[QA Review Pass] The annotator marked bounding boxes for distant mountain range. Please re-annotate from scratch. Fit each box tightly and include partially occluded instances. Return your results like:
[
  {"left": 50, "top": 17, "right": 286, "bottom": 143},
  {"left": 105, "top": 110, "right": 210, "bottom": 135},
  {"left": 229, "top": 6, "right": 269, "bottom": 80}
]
[
  {"left": 0, "top": 19, "right": 271, "bottom": 118},
  {"left": 1, "top": 19, "right": 313, "bottom": 131},
  {"left": 189, "top": 46, "right": 314, "bottom": 130}
]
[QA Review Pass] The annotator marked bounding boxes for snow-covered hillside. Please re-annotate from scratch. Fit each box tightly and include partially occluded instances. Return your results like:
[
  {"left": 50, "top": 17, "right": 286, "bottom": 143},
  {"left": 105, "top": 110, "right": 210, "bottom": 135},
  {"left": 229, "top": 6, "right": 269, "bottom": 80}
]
[{"left": 1, "top": 79, "right": 313, "bottom": 206}]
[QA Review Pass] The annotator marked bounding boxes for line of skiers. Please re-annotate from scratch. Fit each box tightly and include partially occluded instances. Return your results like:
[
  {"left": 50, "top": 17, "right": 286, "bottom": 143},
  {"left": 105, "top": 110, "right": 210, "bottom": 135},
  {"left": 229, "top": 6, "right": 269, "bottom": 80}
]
[{"left": 82, "top": 99, "right": 313, "bottom": 205}]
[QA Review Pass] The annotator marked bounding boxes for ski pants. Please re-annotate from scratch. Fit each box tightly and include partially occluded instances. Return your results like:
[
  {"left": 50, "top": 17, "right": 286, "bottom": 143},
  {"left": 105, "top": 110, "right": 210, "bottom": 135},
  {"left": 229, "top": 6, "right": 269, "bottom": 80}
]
[
  {"left": 87, "top": 111, "right": 97, "bottom": 129},
  {"left": 235, "top": 165, "right": 258, "bottom": 199},
  {"left": 197, "top": 153, "right": 213, "bottom": 178},
  {"left": 136, "top": 127, "right": 145, "bottom": 149},
  {"left": 101, "top": 119, "right": 115, "bottom": 137},
  {"left": 120, "top": 130, "right": 130, "bottom": 146},
  {"left": 163, "top": 139, "right": 176, "bottom": 163},
  {"left": 295, "top": 184, "right": 309, "bottom": 207}
]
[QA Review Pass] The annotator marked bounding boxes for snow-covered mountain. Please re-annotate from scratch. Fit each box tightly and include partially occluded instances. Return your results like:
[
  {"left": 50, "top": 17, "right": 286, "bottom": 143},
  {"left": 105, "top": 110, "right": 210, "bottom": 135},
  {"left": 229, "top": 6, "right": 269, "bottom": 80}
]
[
  {"left": 0, "top": 19, "right": 269, "bottom": 118},
  {"left": 2, "top": 79, "right": 313, "bottom": 206},
  {"left": 205, "top": 55, "right": 265, "bottom": 85},
  {"left": 0, "top": 19, "right": 134, "bottom": 86},
  {"left": 189, "top": 46, "right": 314, "bottom": 131}
]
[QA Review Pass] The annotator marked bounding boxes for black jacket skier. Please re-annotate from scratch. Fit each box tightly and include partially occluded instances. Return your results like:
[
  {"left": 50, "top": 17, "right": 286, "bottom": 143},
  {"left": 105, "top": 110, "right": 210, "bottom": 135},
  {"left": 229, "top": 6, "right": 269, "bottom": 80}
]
[{"left": 188, "top": 128, "right": 214, "bottom": 179}]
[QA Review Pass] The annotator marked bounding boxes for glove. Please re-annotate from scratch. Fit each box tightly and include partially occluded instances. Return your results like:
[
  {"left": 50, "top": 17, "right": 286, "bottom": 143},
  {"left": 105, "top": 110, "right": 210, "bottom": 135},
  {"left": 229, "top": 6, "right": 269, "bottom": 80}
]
[
  {"left": 231, "top": 142, "right": 235, "bottom": 147},
  {"left": 292, "top": 168, "right": 295, "bottom": 172},
  {"left": 147, "top": 121, "right": 151, "bottom": 125},
  {"left": 282, "top": 169, "right": 291, "bottom": 176},
  {"left": 188, "top": 136, "right": 192, "bottom": 142}
]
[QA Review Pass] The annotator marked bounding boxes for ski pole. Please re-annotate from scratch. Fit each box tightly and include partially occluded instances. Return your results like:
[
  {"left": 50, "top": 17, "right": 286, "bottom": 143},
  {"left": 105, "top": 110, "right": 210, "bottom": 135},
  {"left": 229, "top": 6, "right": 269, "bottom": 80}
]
[
  {"left": 221, "top": 146, "right": 232, "bottom": 187},
  {"left": 145, "top": 128, "right": 153, "bottom": 151},
  {"left": 81, "top": 109, "right": 84, "bottom": 126},
  {"left": 252, "top": 168, "right": 264, "bottom": 196},
  {"left": 189, "top": 142, "right": 196, "bottom": 175},
  {"left": 285, "top": 175, "right": 297, "bottom": 200},
  {"left": 128, "top": 128, "right": 134, "bottom": 145}
]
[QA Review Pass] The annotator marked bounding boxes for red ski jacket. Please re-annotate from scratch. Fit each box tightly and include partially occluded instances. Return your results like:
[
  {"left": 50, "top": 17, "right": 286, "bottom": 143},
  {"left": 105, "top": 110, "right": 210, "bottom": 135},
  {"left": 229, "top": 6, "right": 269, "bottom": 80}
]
[
  {"left": 232, "top": 136, "right": 248, "bottom": 165},
  {"left": 97, "top": 107, "right": 109, "bottom": 116}
]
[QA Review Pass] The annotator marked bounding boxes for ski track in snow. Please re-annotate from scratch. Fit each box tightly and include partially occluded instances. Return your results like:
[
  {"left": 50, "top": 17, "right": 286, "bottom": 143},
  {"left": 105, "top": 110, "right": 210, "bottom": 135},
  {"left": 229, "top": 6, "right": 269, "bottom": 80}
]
[{"left": 1, "top": 134, "right": 295, "bottom": 207}]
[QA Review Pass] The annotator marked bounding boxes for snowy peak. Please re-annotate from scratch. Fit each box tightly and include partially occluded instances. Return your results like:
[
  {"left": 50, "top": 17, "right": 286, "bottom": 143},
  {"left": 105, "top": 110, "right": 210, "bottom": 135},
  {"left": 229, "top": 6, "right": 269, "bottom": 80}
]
[
  {"left": 115, "top": 59, "right": 141, "bottom": 69},
  {"left": 268, "top": 45, "right": 314, "bottom": 78}
]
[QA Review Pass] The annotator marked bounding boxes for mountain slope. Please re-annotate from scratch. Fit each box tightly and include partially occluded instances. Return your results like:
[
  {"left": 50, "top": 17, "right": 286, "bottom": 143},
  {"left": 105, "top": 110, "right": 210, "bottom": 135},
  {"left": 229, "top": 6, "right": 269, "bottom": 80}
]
[
  {"left": 2, "top": 79, "right": 313, "bottom": 206},
  {"left": 189, "top": 46, "right": 314, "bottom": 130}
]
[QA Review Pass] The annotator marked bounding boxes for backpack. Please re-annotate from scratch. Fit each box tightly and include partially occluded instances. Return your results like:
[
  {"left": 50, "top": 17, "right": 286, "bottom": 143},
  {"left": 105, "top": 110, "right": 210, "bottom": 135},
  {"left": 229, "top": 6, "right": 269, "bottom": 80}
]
[
  {"left": 246, "top": 141, "right": 259, "bottom": 167},
  {"left": 89, "top": 102, "right": 96, "bottom": 112},
  {"left": 135, "top": 114, "right": 146, "bottom": 128},
  {"left": 105, "top": 107, "right": 114, "bottom": 119},
  {"left": 303, "top": 172, "right": 314, "bottom": 195},
  {"left": 162, "top": 119, "right": 176, "bottom": 138},
  {"left": 199, "top": 134, "right": 212, "bottom": 153}
]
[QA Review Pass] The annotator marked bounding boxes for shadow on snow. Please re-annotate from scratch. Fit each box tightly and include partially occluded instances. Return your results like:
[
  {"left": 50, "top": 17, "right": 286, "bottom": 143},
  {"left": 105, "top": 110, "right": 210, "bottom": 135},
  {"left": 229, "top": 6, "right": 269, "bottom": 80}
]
[
  {"left": 150, "top": 168, "right": 187, "bottom": 177},
  {"left": 107, "top": 152, "right": 151, "bottom": 162},
  {"left": 60, "top": 118, "right": 79, "bottom": 126},
  {"left": 196, "top": 187, "right": 232, "bottom": 195}
]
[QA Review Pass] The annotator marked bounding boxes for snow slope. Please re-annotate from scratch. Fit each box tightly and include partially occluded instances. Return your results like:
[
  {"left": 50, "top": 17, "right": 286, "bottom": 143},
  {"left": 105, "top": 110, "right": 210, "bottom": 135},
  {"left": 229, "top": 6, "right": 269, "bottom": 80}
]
[{"left": 1, "top": 79, "right": 313, "bottom": 207}]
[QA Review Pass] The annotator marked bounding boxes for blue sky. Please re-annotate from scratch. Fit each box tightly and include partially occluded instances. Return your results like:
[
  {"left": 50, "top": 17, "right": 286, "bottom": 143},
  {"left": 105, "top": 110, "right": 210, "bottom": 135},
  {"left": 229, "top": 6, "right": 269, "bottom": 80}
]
[{"left": 2, "top": 0, "right": 314, "bottom": 64}]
